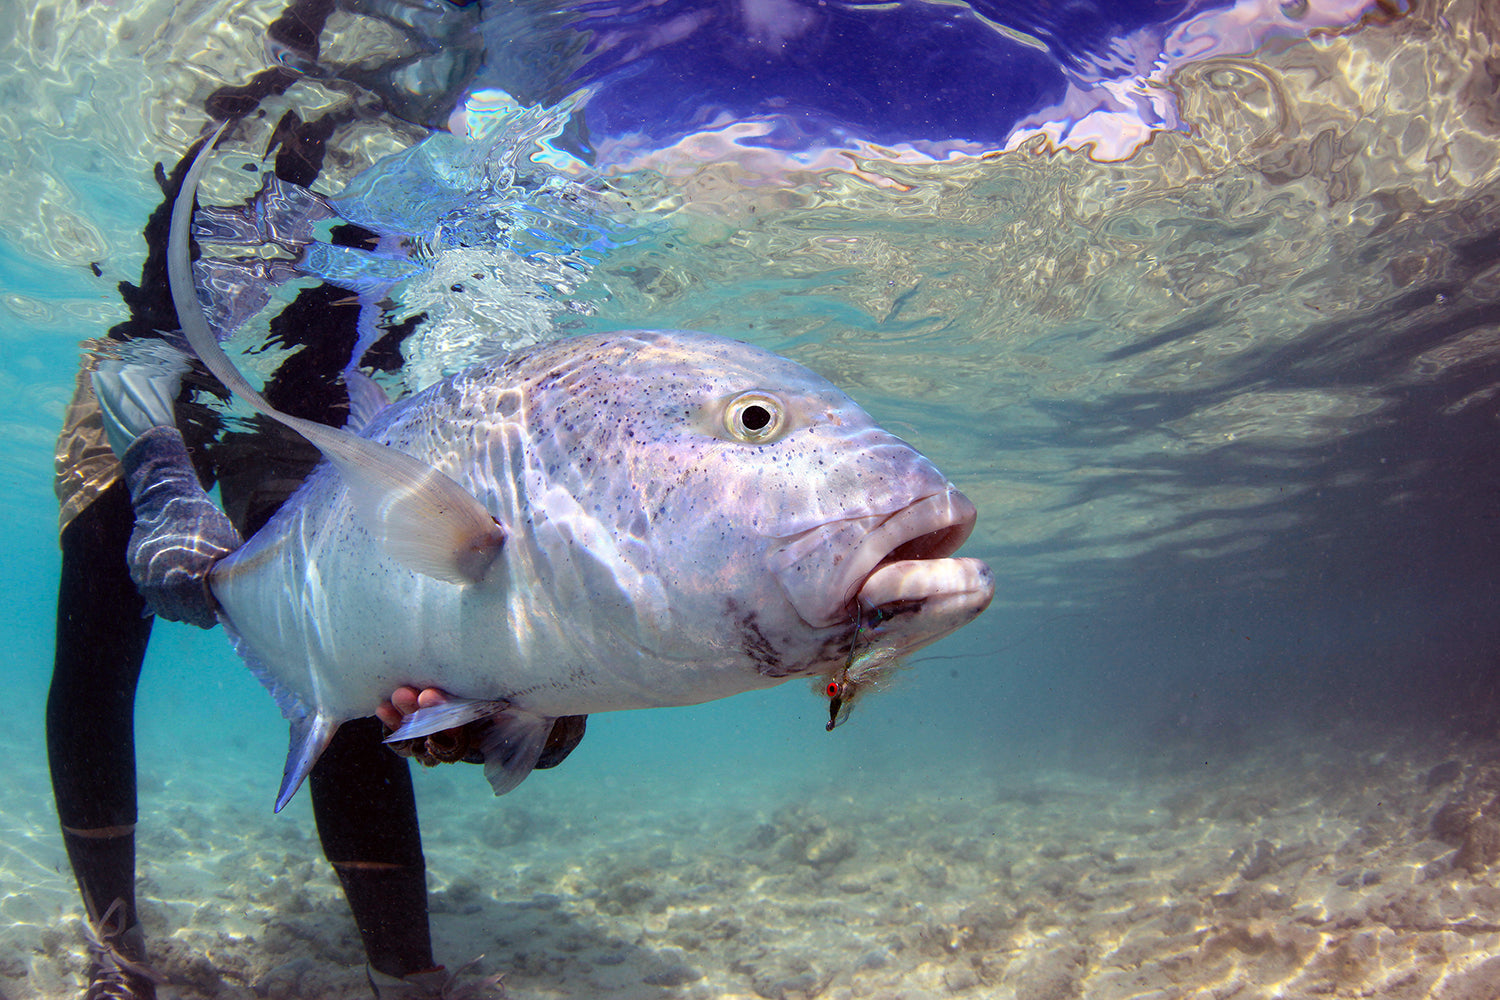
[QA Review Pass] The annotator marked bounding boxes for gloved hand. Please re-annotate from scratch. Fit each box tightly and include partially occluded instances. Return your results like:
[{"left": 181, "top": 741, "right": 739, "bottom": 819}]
[{"left": 120, "top": 425, "right": 243, "bottom": 628}]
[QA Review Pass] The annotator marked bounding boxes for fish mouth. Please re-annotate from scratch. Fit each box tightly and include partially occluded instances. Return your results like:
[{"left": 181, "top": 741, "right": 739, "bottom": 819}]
[{"left": 771, "top": 489, "right": 994, "bottom": 634}]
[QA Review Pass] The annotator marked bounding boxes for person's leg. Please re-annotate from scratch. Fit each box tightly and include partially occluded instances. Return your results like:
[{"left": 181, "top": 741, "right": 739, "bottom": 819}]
[
  {"left": 310, "top": 717, "right": 437, "bottom": 978},
  {"left": 46, "top": 479, "right": 156, "bottom": 987},
  {"left": 45, "top": 2, "right": 470, "bottom": 988}
]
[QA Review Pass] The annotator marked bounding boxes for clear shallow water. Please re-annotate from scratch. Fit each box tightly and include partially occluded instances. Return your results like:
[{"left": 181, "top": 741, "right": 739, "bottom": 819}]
[{"left": 5, "top": 1, "right": 1500, "bottom": 997}]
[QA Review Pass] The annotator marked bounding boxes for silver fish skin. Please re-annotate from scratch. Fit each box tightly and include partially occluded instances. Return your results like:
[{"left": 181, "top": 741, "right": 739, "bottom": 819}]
[{"left": 207, "top": 330, "right": 993, "bottom": 807}]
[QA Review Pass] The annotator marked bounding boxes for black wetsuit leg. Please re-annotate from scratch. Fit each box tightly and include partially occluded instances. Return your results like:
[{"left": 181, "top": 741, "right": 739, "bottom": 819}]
[
  {"left": 310, "top": 718, "right": 435, "bottom": 978},
  {"left": 46, "top": 479, "right": 153, "bottom": 944}
]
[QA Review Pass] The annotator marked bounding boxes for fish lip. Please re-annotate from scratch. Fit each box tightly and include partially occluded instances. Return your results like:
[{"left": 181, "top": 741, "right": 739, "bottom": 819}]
[
  {"left": 846, "top": 489, "right": 978, "bottom": 611},
  {"left": 855, "top": 555, "right": 995, "bottom": 649},
  {"left": 772, "top": 489, "right": 980, "bottom": 629}
]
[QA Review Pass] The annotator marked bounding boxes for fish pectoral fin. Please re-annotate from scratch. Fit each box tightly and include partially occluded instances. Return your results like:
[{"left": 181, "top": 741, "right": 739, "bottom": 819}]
[
  {"left": 168, "top": 123, "right": 504, "bottom": 587},
  {"left": 275, "top": 712, "right": 338, "bottom": 813},
  {"left": 341, "top": 449, "right": 507, "bottom": 586},
  {"left": 381, "top": 698, "right": 508, "bottom": 742},
  {"left": 476, "top": 710, "right": 553, "bottom": 797}
]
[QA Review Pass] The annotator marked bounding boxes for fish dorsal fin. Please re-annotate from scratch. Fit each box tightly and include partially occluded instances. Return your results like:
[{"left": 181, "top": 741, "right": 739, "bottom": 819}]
[{"left": 170, "top": 124, "right": 504, "bottom": 585}]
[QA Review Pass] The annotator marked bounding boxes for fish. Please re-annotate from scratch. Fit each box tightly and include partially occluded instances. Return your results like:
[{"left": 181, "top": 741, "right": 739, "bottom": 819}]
[{"left": 166, "top": 126, "right": 996, "bottom": 811}]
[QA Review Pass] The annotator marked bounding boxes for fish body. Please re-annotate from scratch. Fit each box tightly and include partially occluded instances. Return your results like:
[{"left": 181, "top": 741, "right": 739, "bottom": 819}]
[
  {"left": 156, "top": 130, "right": 991, "bottom": 809},
  {"left": 208, "top": 331, "right": 992, "bottom": 806}
]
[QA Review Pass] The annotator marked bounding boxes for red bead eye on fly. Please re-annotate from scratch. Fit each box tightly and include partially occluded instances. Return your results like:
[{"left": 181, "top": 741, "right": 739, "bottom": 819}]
[{"left": 826, "top": 680, "right": 842, "bottom": 698}]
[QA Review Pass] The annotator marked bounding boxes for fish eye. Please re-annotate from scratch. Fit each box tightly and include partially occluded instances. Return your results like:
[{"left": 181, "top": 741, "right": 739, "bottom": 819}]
[{"left": 724, "top": 391, "right": 786, "bottom": 443}]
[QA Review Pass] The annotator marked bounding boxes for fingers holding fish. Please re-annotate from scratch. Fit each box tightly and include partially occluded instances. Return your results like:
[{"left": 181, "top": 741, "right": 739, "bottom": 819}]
[
  {"left": 376, "top": 685, "right": 451, "bottom": 730},
  {"left": 378, "top": 686, "right": 477, "bottom": 766}
]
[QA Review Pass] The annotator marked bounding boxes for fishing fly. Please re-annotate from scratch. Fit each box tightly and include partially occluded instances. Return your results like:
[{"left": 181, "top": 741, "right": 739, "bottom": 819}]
[{"left": 824, "top": 609, "right": 901, "bottom": 731}]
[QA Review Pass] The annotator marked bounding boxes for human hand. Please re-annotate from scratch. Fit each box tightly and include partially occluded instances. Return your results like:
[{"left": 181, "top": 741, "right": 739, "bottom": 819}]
[
  {"left": 376, "top": 685, "right": 450, "bottom": 731},
  {"left": 378, "top": 686, "right": 480, "bottom": 765}
]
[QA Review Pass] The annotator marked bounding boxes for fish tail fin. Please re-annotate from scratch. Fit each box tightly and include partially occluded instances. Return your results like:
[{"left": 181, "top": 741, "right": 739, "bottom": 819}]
[{"left": 275, "top": 712, "right": 338, "bottom": 813}]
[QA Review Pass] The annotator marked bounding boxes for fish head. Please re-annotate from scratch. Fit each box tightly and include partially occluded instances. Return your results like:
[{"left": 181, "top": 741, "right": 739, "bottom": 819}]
[{"left": 513, "top": 329, "right": 993, "bottom": 701}]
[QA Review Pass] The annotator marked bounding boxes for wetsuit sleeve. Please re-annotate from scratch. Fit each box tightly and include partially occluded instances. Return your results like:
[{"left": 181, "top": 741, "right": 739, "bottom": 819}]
[{"left": 120, "top": 424, "right": 243, "bottom": 628}]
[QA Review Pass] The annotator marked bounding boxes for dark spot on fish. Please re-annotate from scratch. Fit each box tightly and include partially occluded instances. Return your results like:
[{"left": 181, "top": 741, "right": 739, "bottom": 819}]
[
  {"left": 89, "top": 262, "right": 102, "bottom": 277},
  {"left": 731, "top": 604, "right": 788, "bottom": 677},
  {"left": 871, "top": 601, "right": 923, "bottom": 624},
  {"left": 815, "top": 627, "right": 857, "bottom": 669}
]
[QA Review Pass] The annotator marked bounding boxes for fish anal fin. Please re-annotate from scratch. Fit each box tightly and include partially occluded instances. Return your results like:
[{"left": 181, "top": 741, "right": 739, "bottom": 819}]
[
  {"left": 478, "top": 711, "right": 552, "bottom": 797},
  {"left": 275, "top": 713, "right": 338, "bottom": 813}
]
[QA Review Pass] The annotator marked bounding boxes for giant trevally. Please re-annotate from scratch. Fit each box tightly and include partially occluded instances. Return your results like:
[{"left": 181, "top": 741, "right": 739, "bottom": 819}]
[{"left": 109, "top": 125, "right": 995, "bottom": 812}]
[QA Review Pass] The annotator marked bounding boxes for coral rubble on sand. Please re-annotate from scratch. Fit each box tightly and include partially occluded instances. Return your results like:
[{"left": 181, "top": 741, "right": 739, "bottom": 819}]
[{"left": 6, "top": 725, "right": 1500, "bottom": 999}]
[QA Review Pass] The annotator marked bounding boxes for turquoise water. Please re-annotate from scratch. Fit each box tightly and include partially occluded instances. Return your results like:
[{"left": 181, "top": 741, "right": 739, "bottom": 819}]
[{"left": 6, "top": 1, "right": 1500, "bottom": 997}]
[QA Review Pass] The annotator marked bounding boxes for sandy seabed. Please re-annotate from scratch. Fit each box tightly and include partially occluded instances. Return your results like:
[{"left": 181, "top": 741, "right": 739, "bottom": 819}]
[{"left": 6, "top": 721, "right": 1500, "bottom": 1000}]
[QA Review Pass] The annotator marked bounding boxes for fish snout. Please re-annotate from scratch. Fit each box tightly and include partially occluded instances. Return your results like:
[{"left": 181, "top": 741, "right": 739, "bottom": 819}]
[
  {"left": 771, "top": 486, "right": 991, "bottom": 636},
  {"left": 851, "top": 490, "right": 993, "bottom": 651}
]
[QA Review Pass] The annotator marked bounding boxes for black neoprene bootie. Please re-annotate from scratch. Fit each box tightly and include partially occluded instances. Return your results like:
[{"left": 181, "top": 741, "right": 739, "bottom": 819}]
[{"left": 83, "top": 899, "right": 164, "bottom": 1000}]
